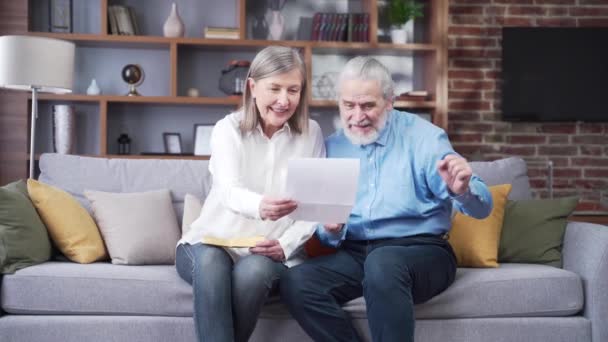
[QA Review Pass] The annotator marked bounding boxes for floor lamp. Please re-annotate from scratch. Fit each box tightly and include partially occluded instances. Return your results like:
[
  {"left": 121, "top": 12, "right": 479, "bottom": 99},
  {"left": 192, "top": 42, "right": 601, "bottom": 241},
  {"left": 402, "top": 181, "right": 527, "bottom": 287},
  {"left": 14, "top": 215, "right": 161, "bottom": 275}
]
[{"left": 0, "top": 35, "right": 75, "bottom": 179}]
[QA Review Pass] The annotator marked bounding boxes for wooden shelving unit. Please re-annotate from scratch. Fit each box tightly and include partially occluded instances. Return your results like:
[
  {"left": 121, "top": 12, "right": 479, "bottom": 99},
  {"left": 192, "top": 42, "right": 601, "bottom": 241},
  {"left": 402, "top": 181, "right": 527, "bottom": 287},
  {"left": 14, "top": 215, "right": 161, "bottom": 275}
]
[{"left": 21, "top": 0, "right": 448, "bottom": 162}]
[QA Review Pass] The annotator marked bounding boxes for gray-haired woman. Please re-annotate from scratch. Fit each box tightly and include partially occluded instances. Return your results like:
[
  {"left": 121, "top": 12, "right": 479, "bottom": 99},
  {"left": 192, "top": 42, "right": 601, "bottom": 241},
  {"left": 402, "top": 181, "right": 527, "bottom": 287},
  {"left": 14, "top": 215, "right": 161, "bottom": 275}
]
[{"left": 175, "top": 46, "right": 325, "bottom": 342}]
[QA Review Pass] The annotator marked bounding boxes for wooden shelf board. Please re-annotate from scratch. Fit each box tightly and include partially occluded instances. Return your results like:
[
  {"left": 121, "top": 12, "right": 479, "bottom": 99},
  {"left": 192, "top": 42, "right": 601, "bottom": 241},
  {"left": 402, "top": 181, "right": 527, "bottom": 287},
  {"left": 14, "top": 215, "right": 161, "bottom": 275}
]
[
  {"left": 28, "top": 32, "right": 171, "bottom": 49},
  {"left": 35, "top": 94, "right": 241, "bottom": 106},
  {"left": 105, "top": 154, "right": 210, "bottom": 160},
  {"left": 27, "top": 32, "right": 438, "bottom": 54},
  {"left": 34, "top": 153, "right": 210, "bottom": 161},
  {"left": 310, "top": 99, "right": 436, "bottom": 109}
]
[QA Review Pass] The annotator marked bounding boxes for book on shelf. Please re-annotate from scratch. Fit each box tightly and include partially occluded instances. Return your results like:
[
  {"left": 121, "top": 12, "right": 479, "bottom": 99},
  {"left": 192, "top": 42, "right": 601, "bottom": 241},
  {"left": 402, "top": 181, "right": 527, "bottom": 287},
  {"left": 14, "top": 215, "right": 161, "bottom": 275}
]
[
  {"left": 204, "top": 27, "right": 239, "bottom": 39},
  {"left": 310, "top": 12, "right": 369, "bottom": 42},
  {"left": 108, "top": 5, "right": 139, "bottom": 35},
  {"left": 396, "top": 90, "right": 430, "bottom": 101}
]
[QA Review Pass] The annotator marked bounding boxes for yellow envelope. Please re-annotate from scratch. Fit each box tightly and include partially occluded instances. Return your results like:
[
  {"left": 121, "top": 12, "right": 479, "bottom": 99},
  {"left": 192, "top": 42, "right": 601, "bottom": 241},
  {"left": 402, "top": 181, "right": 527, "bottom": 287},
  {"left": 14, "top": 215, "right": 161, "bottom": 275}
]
[{"left": 201, "top": 235, "right": 265, "bottom": 248}]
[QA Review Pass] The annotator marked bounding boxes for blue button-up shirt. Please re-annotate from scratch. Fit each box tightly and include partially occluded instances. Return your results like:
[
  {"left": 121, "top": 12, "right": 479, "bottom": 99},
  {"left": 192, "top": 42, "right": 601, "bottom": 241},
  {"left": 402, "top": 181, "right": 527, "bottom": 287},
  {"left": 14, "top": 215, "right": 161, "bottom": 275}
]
[{"left": 317, "top": 110, "right": 493, "bottom": 246}]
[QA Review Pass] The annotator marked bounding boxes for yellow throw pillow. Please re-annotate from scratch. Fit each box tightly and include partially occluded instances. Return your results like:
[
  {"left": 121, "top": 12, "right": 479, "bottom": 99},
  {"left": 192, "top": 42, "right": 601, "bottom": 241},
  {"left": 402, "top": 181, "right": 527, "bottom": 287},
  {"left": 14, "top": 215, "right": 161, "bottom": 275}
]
[
  {"left": 448, "top": 184, "right": 512, "bottom": 268},
  {"left": 27, "top": 179, "right": 108, "bottom": 263}
]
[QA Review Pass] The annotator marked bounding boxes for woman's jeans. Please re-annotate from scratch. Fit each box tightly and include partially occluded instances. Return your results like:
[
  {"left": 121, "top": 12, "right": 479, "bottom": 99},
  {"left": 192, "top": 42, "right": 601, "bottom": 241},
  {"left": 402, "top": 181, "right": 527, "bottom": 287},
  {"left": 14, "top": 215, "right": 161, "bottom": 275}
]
[
  {"left": 175, "top": 243, "right": 287, "bottom": 342},
  {"left": 280, "top": 234, "right": 457, "bottom": 342}
]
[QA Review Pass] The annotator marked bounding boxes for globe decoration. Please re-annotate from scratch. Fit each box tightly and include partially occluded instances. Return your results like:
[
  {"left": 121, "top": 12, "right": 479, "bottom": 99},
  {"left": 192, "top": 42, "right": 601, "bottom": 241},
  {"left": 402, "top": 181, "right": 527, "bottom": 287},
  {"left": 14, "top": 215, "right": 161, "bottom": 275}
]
[
  {"left": 121, "top": 64, "right": 145, "bottom": 96},
  {"left": 219, "top": 60, "right": 250, "bottom": 96}
]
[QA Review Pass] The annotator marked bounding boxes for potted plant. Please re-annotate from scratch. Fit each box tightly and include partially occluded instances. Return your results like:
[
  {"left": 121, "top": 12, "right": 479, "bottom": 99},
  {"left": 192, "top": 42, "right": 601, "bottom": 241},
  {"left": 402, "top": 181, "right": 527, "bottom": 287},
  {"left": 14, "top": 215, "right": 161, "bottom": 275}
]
[{"left": 387, "top": 0, "right": 424, "bottom": 44}]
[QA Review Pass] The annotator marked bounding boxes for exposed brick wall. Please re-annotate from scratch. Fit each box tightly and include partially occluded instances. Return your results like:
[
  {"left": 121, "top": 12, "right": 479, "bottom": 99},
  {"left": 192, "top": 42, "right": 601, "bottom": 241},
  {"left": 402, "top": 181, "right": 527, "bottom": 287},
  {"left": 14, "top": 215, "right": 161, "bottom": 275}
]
[{"left": 448, "top": 0, "right": 608, "bottom": 211}]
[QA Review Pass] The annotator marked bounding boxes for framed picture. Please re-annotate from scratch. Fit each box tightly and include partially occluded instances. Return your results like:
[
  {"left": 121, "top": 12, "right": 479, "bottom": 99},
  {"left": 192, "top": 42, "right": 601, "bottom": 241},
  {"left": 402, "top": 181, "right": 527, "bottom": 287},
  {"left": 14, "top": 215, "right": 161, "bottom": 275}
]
[
  {"left": 163, "top": 132, "right": 183, "bottom": 154},
  {"left": 49, "top": 0, "right": 73, "bottom": 33},
  {"left": 193, "top": 124, "right": 214, "bottom": 156}
]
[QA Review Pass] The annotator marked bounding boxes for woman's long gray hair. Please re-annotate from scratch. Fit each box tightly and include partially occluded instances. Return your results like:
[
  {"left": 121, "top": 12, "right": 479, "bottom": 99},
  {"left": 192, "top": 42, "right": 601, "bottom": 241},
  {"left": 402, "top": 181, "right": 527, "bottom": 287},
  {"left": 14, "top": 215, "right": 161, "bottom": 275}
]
[{"left": 240, "top": 46, "right": 308, "bottom": 134}]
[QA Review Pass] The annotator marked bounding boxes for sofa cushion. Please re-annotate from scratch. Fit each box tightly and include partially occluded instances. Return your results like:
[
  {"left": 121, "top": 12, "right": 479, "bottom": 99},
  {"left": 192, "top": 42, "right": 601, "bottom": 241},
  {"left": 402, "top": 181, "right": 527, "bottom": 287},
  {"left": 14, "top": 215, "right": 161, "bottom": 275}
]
[
  {"left": 1, "top": 262, "right": 582, "bottom": 319},
  {"left": 182, "top": 194, "right": 203, "bottom": 237},
  {"left": 470, "top": 157, "right": 532, "bottom": 200},
  {"left": 85, "top": 189, "right": 181, "bottom": 265},
  {"left": 1, "top": 262, "right": 192, "bottom": 316},
  {"left": 27, "top": 179, "right": 108, "bottom": 264},
  {"left": 0, "top": 180, "right": 51, "bottom": 274},
  {"left": 38, "top": 154, "right": 212, "bottom": 224},
  {"left": 449, "top": 184, "right": 511, "bottom": 268},
  {"left": 499, "top": 197, "right": 579, "bottom": 268}
]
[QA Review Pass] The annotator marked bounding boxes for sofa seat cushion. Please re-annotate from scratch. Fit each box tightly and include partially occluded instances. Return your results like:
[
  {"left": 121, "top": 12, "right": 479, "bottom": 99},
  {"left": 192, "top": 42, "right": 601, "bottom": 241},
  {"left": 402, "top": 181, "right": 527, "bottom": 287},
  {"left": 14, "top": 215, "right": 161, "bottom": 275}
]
[
  {"left": 1, "top": 263, "right": 583, "bottom": 319},
  {"left": 413, "top": 264, "right": 583, "bottom": 319},
  {"left": 264, "top": 264, "right": 584, "bottom": 319},
  {"left": 1, "top": 262, "right": 193, "bottom": 316}
]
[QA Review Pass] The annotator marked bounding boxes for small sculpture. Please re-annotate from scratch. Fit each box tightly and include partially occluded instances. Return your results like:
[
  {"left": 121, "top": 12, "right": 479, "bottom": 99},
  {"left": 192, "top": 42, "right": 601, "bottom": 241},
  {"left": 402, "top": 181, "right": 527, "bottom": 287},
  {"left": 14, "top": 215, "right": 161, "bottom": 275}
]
[
  {"left": 219, "top": 60, "right": 250, "bottom": 96},
  {"left": 86, "top": 78, "right": 101, "bottom": 95},
  {"left": 121, "top": 64, "right": 144, "bottom": 96},
  {"left": 117, "top": 133, "right": 131, "bottom": 155}
]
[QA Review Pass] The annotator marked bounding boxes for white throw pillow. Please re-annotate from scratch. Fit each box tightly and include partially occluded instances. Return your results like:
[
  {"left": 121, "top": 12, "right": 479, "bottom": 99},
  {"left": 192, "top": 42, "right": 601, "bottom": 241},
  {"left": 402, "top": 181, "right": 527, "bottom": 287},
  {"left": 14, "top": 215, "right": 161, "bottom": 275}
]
[
  {"left": 84, "top": 189, "right": 180, "bottom": 265},
  {"left": 182, "top": 193, "right": 203, "bottom": 237}
]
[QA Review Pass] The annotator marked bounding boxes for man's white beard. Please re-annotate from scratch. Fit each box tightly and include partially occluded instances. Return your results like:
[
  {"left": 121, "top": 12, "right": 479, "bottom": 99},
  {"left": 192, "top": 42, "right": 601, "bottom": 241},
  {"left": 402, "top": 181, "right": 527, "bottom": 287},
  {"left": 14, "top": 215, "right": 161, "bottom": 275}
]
[{"left": 343, "top": 111, "right": 388, "bottom": 146}]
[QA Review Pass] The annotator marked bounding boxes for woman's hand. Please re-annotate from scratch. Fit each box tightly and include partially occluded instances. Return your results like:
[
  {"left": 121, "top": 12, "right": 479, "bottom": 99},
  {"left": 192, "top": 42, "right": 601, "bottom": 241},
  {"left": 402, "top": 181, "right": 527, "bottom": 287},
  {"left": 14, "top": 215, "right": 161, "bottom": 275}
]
[
  {"left": 250, "top": 239, "right": 285, "bottom": 262},
  {"left": 259, "top": 196, "right": 297, "bottom": 220}
]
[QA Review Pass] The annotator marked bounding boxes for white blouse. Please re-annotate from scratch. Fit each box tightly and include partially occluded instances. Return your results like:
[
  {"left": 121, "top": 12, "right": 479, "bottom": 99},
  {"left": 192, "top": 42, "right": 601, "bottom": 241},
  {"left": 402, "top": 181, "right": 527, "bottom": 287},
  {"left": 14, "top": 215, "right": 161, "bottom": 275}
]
[{"left": 179, "top": 111, "right": 326, "bottom": 266}]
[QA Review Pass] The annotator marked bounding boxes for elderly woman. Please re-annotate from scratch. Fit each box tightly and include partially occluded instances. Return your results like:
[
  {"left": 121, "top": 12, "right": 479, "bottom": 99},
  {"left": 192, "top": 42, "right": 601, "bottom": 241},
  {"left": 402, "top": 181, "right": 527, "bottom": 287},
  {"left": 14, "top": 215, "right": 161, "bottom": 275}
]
[{"left": 175, "top": 46, "right": 325, "bottom": 342}]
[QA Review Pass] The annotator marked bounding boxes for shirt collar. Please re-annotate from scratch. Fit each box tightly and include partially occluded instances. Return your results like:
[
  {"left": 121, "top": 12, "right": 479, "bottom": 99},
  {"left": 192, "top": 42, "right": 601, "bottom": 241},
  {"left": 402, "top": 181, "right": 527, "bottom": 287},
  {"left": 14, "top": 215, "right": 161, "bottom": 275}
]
[
  {"left": 373, "top": 110, "right": 392, "bottom": 147},
  {"left": 254, "top": 120, "right": 292, "bottom": 138}
]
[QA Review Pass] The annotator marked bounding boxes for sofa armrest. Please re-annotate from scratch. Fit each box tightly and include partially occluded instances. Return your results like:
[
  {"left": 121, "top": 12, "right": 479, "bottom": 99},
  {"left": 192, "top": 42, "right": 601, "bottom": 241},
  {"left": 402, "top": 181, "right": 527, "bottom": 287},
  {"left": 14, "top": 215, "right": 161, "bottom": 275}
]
[
  {"left": 0, "top": 275, "right": 4, "bottom": 316},
  {"left": 562, "top": 221, "right": 608, "bottom": 342}
]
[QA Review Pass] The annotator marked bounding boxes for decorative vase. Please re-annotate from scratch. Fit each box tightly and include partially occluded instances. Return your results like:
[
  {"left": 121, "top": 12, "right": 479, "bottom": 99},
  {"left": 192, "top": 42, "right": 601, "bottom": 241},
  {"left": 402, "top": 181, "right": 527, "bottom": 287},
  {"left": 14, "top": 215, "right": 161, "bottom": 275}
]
[
  {"left": 86, "top": 78, "right": 101, "bottom": 95},
  {"left": 390, "top": 20, "right": 414, "bottom": 44},
  {"left": 267, "top": 10, "right": 284, "bottom": 40},
  {"left": 250, "top": 15, "right": 268, "bottom": 39},
  {"left": 52, "top": 105, "right": 75, "bottom": 154},
  {"left": 163, "top": 2, "right": 185, "bottom": 38}
]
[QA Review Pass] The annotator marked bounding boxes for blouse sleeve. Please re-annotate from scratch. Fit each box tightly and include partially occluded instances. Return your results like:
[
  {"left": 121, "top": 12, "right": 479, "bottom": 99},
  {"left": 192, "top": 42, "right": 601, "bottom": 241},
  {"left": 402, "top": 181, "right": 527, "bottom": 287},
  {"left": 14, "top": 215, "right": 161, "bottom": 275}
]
[{"left": 208, "top": 118, "right": 263, "bottom": 219}]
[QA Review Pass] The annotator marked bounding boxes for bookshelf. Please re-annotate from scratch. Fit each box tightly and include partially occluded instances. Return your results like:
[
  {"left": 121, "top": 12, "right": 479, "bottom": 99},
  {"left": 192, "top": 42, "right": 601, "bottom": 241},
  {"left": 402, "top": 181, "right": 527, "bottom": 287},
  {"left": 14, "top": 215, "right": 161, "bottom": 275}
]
[{"left": 21, "top": 0, "right": 447, "bottom": 163}]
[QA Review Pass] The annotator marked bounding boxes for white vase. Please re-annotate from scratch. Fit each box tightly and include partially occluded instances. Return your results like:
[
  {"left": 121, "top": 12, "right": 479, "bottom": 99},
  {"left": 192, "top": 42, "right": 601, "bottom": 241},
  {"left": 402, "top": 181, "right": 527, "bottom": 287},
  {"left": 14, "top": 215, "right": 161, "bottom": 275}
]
[
  {"left": 86, "top": 78, "right": 101, "bottom": 95},
  {"left": 390, "top": 20, "right": 414, "bottom": 44},
  {"left": 52, "top": 105, "right": 75, "bottom": 154},
  {"left": 163, "top": 2, "right": 185, "bottom": 38},
  {"left": 267, "top": 10, "right": 284, "bottom": 40}
]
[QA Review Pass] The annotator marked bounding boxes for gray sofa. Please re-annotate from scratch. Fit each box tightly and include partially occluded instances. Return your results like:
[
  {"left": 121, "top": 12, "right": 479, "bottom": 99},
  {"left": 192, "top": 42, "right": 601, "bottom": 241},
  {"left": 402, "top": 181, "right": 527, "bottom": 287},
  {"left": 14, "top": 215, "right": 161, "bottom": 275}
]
[{"left": 1, "top": 153, "right": 607, "bottom": 342}]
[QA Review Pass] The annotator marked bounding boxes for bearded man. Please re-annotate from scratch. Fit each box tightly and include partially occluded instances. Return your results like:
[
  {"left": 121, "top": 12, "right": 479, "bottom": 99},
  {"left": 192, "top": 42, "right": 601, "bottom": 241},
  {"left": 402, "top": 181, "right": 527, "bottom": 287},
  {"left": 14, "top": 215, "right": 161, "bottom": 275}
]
[{"left": 280, "top": 56, "right": 493, "bottom": 342}]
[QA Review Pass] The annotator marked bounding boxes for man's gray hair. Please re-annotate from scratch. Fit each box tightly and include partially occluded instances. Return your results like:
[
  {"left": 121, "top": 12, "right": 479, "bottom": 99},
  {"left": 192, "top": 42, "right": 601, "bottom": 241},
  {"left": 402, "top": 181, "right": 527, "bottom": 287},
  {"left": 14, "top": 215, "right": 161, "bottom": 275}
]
[{"left": 337, "top": 56, "right": 394, "bottom": 101}]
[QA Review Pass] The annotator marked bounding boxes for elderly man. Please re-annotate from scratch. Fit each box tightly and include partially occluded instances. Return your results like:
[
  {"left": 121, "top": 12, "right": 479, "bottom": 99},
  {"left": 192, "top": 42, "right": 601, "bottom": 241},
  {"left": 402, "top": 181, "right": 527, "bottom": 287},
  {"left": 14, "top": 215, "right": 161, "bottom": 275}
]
[{"left": 280, "top": 57, "right": 493, "bottom": 342}]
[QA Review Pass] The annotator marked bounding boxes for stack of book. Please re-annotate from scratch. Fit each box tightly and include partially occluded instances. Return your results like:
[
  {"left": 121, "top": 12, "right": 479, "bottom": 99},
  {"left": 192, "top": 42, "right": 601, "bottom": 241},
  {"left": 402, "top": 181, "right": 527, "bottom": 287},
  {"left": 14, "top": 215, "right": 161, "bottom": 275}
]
[
  {"left": 108, "top": 5, "right": 139, "bottom": 35},
  {"left": 204, "top": 27, "right": 239, "bottom": 39},
  {"left": 310, "top": 12, "right": 369, "bottom": 42},
  {"left": 396, "top": 91, "right": 429, "bottom": 101}
]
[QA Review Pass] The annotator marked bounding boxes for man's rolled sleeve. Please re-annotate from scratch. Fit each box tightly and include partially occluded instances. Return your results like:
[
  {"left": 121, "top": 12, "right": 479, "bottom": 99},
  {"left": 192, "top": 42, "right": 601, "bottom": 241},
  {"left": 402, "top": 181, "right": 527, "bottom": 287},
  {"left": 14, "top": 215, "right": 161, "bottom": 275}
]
[
  {"left": 451, "top": 176, "right": 493, "bottom": 219},
  {"left": 315, "top": 223, "right": 347, "bottom": 247}
]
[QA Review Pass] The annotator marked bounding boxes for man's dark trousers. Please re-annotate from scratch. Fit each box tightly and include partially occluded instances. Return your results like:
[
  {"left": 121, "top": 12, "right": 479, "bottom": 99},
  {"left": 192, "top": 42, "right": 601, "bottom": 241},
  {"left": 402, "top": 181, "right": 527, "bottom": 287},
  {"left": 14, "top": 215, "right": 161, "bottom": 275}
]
[{"left": 281, "top": 234, "right": 457, "bottom": 342}]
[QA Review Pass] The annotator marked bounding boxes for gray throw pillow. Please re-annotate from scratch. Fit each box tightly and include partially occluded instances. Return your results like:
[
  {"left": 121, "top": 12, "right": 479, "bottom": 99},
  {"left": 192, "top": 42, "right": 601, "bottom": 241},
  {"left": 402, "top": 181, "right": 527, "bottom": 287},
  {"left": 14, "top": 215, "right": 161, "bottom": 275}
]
[
  {"left": 470, "top": 157, "right": 533, "bottom": 200},
  {"left": 84, "top": 189, "right": 180, "bottom": 265},
  {"left": 0, "top": 180, "right": 52, "bottom": 274}
]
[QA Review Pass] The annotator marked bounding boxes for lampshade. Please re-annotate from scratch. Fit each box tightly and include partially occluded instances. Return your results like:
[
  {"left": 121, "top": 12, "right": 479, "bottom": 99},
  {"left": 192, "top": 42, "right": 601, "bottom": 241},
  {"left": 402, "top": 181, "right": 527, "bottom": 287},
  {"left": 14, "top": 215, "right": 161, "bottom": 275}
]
[{"left": 0, "top": 35, "right": 75, "bottom": 94}]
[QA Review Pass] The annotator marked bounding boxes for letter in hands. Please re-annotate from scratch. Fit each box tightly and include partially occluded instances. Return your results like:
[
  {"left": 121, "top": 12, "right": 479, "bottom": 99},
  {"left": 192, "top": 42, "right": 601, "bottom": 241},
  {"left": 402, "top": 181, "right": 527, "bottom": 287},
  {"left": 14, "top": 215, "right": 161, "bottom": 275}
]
[
  {"left": 437, "top": 154, "right": 473, "bottom": 195},
  {"left": 259, "top": 196, "right": 297, "bottom": 221}
]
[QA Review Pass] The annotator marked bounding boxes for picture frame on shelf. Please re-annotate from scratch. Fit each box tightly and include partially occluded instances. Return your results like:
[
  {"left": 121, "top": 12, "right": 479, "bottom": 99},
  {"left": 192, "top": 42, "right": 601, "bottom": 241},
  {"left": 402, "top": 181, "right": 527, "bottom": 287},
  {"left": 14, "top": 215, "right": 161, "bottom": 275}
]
[
  {"left": 49, "top": 0, "right": 73, "bottom": 33},
  {"left": 163, "top": 132, "right": 183, "bottom": 154},
  {"left": 193, "top": 124, "right": 214, "bottom": 156}
]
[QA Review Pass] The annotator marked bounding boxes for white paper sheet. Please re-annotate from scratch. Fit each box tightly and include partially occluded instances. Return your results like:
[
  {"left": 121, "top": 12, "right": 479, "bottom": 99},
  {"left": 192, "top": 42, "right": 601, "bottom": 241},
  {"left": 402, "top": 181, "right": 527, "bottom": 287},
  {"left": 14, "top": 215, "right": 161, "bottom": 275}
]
[{"left": 286, "top": 158, "right": 360, "bottom": 223}]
